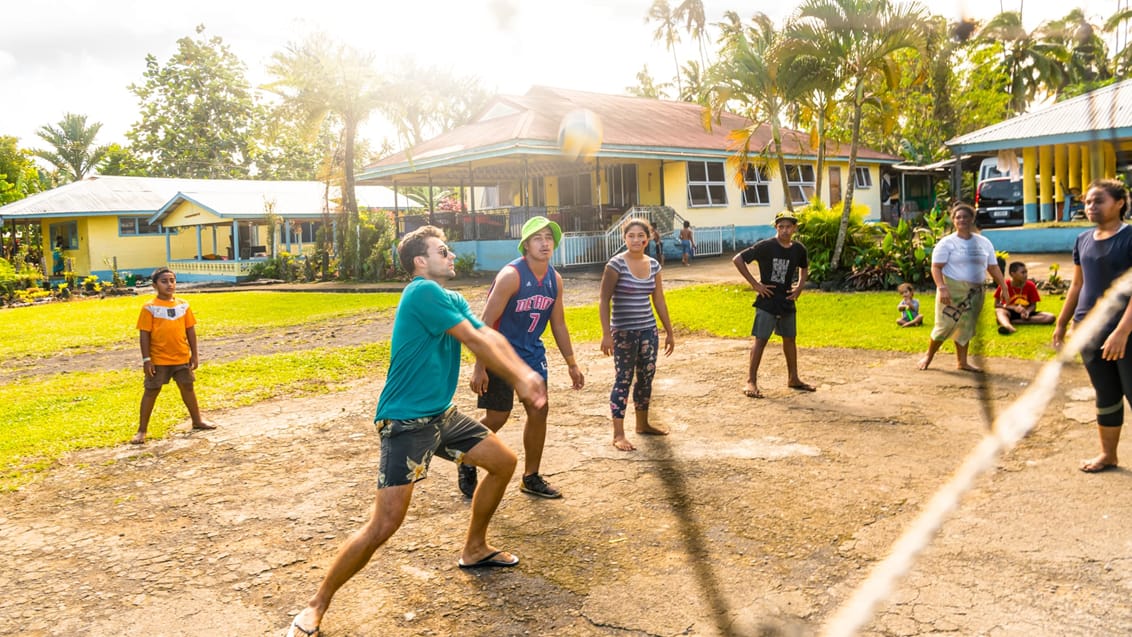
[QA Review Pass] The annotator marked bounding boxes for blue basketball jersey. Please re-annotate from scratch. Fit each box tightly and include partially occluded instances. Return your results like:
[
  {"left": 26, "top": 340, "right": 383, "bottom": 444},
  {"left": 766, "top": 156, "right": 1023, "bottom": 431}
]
[{"left": 493, "top": 257, "right": 558, "bottom": 374}]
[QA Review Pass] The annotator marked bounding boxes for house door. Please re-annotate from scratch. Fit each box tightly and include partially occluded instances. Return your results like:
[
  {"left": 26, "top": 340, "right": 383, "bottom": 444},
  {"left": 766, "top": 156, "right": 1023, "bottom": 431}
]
[{"left": 828, "top": 167, "right": 842, "bottom": 206}]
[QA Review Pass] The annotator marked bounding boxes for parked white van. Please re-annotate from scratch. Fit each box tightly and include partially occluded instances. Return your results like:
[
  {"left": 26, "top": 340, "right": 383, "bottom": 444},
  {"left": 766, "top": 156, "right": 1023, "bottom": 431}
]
[{"left": 979, "top": 156, "right": 1024, "bottom": 182}]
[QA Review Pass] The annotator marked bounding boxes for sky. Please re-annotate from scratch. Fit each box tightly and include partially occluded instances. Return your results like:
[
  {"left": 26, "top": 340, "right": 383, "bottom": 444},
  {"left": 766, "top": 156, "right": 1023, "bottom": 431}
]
[{"left": 0, "top": 0, "right": 1116, "bottom": 156}]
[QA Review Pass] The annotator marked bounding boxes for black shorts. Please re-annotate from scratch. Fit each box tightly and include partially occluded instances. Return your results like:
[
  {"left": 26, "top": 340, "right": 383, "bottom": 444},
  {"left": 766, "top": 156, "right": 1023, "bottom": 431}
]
[{"left": 478, "top": 370, "right": 517, "bottom": 412}]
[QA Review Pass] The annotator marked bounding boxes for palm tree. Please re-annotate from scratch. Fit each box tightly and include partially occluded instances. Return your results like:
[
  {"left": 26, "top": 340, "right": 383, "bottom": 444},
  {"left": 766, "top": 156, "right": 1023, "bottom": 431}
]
[
  {"left": 646, "top": 0, "right": 684, "bottom": 97},
  {"left": 263, "top": 33, "right": 385, "bottom": 277},
  {"left": 1104, "top": 6, "right": 1132, "bottom": 78},
  {"left": 788, "top": 0, "right": 926, "bottom": 269},
  {"left": 675, "top": 0, "right": 711, "bottom": 68},
  {"left": 705, "top": 11, "right": 808, "bottom": 211},
  {"left": 1043, "top": 9, "right": 1111, "bottom": 95},
  {"left": 32, "top": 113, "right": 109, "bottom": 183},
  {"left": 974, "top": 11, "right": 1067, "bottom": 113}
]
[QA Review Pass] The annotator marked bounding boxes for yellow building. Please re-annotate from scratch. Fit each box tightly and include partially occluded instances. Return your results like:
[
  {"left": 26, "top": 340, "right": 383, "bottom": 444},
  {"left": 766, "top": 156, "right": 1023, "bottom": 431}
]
[{"left": 0, "top": 176, "right": 417, "bottom": 282}]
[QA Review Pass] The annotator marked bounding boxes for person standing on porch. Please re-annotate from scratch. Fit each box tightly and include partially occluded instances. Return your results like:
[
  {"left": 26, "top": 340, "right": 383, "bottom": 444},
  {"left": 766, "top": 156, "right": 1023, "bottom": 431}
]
[{"left": 461, "top": 216, "right": 585, "bottom": 499}]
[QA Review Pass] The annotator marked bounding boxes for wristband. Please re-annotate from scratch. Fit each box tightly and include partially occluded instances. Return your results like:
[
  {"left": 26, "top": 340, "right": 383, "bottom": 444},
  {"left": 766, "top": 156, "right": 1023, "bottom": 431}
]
[{"left": 142, "top": 357, "right": 151, "bottom": 363}]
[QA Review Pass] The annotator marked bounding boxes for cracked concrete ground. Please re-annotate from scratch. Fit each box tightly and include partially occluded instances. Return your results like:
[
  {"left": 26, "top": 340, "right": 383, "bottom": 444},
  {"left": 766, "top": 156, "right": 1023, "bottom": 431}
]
[{"left": 4, "top": 255, "right": 1129, "bottom": 636}]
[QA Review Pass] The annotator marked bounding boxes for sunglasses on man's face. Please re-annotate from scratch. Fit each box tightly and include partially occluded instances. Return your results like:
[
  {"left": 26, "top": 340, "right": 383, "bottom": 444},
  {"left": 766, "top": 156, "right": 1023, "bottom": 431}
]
[{"left": 435, "top": 246, "right": 450, "bottom": 258}]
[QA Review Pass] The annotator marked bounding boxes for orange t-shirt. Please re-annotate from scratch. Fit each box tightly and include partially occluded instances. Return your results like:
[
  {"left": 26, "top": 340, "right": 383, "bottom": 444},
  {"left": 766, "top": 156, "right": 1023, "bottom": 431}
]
[{"left": 137, "top": 297, "right": 196, "bottom": 365}]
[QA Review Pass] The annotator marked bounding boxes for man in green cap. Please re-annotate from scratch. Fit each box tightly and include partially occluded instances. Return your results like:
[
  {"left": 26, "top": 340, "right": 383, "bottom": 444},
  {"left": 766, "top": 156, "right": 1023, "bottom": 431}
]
[{"left": 460, "top": 216, "right": 585, "bottom": 499}]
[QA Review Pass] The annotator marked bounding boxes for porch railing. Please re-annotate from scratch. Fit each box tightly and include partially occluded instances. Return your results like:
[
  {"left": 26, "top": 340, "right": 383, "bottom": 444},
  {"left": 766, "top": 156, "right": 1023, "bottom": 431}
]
[
  {"left": 397, "top": 205, "right": 734, "bottom": 269},
  {"left": 171, "top": 259, "right": 257, "bottom": 276}
]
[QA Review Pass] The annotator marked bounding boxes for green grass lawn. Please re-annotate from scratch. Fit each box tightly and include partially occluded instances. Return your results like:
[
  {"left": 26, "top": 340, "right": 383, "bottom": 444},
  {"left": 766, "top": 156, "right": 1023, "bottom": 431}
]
[
  {"left": 2, "top": 285, "right": 1066, "bottom": 490},
  {"left": 0, "top": 342, "right": 390, "bottom": 490},
  {"left": 0, "top": 291, "right": 401, "bottom": 358},
  {"left": 558, "top": 284, "right": 1065, "bottom": 361}
]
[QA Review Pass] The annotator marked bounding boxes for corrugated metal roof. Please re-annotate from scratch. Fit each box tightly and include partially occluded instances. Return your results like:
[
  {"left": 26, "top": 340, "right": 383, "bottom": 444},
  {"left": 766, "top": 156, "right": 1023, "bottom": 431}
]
[
  {"left": 0, "top": 176, "right": 418, "bottom": 220},
  {"left": 361, "top": 86, "right": 899, "bottom": 183},
  {"left": 947, "top": 79, "right": 1132, "bottom": 153}
]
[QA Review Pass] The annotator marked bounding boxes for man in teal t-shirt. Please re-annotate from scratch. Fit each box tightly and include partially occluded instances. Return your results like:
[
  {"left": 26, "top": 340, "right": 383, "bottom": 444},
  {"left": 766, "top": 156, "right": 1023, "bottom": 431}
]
[{"left": 287, "top": 226, "right": 547, "bottom": 637}]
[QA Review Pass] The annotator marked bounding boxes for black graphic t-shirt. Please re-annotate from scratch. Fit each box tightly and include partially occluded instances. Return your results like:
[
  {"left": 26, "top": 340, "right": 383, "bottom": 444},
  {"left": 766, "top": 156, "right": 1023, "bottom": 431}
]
[{"left": 739, "top": 238, "right": 809, "bottom": 315}]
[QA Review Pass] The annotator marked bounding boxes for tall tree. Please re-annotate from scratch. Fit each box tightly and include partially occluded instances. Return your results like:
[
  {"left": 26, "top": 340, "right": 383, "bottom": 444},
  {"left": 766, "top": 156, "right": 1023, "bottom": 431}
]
[
  {"left": 705, "top": 11, "right": 809, "bottom": 211},
  {"left": 789, "top": 0, "right": 925, "bottom": 269},
  {"left": 96, "top": 143, "right": 149, "bottom": 177},
  {"left": 254, "top": 101, "right": 337, "bottom": 181},
  {"left": 646, "top": 0, "right": 684, "bottom": 96},
  {"left": 974, "top": 11, "right": 1067, "bottom": 113},
  {"left": 675, "top": 0, "right": 711, "bottom": 68},
  {"left": 1104, "top": 6, "right": 1132, "bottom": 78},
  {"left": 1045, "top": 9, "right": 1111, "bottom": 98},
  {"left": 264, "top": 32, "right": 385, "bottom": 277},
  {"left": 377, "top": 59, "right": 490, "bottom": 150},
  {"left": 0, "top": 136, "right": 48, "bottom": 204},
  {"left": 625, "top": 64, "right": 673, "bottom": 99},
  {"left": 126, "top": 25, "right": 262, "bottom": 178},
  {"left": 31, "top": 113, "right": 109, "bottom": 183}
]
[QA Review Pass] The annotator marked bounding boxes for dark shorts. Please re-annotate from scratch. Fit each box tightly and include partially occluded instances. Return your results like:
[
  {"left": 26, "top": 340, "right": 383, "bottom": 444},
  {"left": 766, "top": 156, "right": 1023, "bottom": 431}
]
[
  {"left": 752, "top": 309, "right": 797, "bottom": 339},
  {"left": 143, "top": 363, "right": 194, "bottom": 390},
  {"left": 376, "top": 406, "right": 490, "bottom": 488},
  {"left": 477, "top": 360, "right": 547, "bottom": 412}
]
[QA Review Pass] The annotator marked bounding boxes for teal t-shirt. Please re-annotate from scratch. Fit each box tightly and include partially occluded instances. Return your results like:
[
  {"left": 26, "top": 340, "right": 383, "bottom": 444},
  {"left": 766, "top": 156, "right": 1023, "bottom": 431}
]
[{"left": 374, "top": 277, "right": 484, "bottom": 421}]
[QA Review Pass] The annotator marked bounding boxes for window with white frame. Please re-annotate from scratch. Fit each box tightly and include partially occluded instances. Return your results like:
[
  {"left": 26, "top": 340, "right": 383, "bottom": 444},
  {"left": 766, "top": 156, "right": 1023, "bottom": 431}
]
[
  {"left": 118, "top": 216, "right": 166, "bottom": 236},
  {"left": 687, "top": 161, "right": 727, "bottom": 207},
  {"left": 741, "top": 163, "right": 771, "bottom": 206},
  {"left": 854, "top": 166, "right": 873, "bottom": 189},
  {"left": 785, "top": 164, "right": 816, "bottom": 205}
]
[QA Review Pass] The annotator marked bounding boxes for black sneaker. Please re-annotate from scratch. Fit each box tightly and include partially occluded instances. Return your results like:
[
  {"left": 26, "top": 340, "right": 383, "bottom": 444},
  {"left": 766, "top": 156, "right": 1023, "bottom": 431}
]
[
  {"left": 458, "top": 463, "right": 477, "bottom": 498},
  {"left": 520, "top": 473, "right": 562, "bottom": 499}
]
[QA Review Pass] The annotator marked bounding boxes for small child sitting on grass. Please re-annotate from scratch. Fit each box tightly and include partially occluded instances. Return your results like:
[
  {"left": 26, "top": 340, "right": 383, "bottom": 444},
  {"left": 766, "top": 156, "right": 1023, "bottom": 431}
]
[
  {"left": 994, "top": 261, "right": 1055, "bottom": 335},
  {"left": 130, "top": 267, "right": 215, "bottom": 444},
  {"left": 896, "top": 282, "right": 923, "bottom": 327}
]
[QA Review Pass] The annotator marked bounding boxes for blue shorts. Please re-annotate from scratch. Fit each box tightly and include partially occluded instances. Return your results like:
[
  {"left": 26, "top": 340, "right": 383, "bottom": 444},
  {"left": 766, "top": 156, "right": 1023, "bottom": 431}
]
[
  {"left": 376, "top": 406, "right": 489, "bottom": 488},
  {"left": 752, "top": 309, "right": 797, "bottom": 339}
]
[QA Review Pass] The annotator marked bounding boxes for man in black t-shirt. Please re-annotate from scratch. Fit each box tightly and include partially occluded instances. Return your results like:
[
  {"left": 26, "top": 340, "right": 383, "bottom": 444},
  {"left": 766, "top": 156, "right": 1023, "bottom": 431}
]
[{"left": 732, "top": 212, "right": 815, "bottom": 399}]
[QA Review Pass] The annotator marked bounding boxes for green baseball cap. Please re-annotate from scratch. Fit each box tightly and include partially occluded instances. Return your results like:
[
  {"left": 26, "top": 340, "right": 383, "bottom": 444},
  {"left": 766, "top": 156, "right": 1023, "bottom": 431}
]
[{"left": 519, "top": 216, "right": 563, "bottom": 255}]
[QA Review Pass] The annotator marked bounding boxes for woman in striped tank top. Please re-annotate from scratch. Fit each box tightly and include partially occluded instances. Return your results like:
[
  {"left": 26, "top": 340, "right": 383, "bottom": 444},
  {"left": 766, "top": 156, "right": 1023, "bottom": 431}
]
[{"left": 599, "top": 218, "right": 676, "bottom": 451}]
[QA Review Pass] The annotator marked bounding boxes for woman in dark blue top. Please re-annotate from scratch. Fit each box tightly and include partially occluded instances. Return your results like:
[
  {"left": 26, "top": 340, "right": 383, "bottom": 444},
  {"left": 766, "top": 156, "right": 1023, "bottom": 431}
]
[{"left": 1054, "top": 179, "right": 1132, "bottom": 473}]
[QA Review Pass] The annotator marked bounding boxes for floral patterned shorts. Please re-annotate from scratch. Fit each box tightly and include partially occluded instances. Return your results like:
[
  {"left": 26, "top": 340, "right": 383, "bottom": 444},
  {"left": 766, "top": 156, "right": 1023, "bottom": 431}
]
[{"left": 376, "top": 406, "right": 488, "bottom": 488}]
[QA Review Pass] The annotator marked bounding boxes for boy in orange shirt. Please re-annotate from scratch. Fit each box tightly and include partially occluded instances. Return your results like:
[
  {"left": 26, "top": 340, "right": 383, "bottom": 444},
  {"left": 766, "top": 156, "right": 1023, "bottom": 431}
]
[{"left": 130, "top": 267, "right": 214, "bottom": 444}]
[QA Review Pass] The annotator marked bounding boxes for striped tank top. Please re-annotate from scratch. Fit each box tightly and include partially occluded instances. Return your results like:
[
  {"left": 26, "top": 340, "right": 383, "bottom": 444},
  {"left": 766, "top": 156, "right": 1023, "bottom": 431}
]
[{"left": 607, "top": 253, "right": 659, "bottom": 331}]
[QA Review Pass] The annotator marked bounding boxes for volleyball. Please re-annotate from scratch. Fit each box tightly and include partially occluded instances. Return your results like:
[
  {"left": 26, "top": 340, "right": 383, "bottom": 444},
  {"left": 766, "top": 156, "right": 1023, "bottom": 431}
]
[{"left": 557, "top": 109, "right": 603, "bottom": 160}]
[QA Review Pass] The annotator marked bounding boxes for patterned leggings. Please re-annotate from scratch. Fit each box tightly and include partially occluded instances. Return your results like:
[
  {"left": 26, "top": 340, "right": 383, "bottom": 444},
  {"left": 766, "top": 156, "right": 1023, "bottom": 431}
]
[{"left": 609, "top": 327, "right": 658, "bottom": 419}]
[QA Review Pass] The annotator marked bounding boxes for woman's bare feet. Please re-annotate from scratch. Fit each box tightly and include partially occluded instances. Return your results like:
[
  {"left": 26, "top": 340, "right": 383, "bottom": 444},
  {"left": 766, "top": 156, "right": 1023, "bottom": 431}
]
[
  {"left": 613, "top": 436, "right": 635, "bottom": 451},
  {"left": 636, "top": 424, "right": 669, "bottom": 436},
  {"left": 1080, "top": 455, "right": 1118, "bottom": 473},
  {"left": 957, "top": 363, "right": 983, "bottom": 373},
  {"left": 917, "top": 356, "right": 932, "bottom": 370},
  {"left": 129, "top": 432, "right": 146, "bottom": 445},
  {"left": 191, "top": 422, "right": 217, "bottom": 430}
]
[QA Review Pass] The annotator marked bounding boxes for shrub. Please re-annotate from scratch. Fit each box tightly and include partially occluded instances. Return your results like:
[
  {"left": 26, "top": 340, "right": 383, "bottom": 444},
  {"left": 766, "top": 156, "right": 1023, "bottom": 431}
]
[
  {"left": 796, "top": 199, "right": 877, "bottom": 283},
  {"left": 454, "top": 252, "right": 477, "bottom": 278},
  {"left": 848, "top": 209, "right": 950, "bottom": 290}
]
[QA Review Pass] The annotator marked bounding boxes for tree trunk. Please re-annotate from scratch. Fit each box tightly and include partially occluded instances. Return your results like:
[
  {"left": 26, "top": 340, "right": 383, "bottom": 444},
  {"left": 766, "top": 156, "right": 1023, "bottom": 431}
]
[
  {"left": 813, "top": 106, "right": 827, "bottom": 202},
  {"left": 831, "top": 95, "right": 863, "bottom": 270},
  {"left": 343, "top": 117, "right": 360, "bottom": 278},
  {"left": 770, "top": 113, "right": 794, "bottom": 212}
]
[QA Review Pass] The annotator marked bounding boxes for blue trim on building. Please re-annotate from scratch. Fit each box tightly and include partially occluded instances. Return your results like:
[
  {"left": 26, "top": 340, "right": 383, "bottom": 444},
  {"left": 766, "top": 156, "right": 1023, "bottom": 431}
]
[
  {"left": 1024, "top": 202, "right": 1039, "bottom": 224},
  {"left": 950, "top": 127, "right": 1132, "bottom": 154}
]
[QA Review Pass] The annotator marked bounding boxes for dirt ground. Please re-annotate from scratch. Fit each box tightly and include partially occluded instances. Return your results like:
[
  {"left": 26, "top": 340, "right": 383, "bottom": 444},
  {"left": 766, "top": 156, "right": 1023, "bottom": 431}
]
[{"left": 4, "top": 254, "right": 1131, "bottom": 637}]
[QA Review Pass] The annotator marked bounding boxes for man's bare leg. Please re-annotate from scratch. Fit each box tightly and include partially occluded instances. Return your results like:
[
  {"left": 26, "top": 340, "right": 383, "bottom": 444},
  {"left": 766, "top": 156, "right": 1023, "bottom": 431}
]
[
  {"left": 459, "top": 433, "right": 518, "bottom": 563},
  {"left": 291, "top": 483, "right": 415, "bottom": 634},
  {"left": 521, "top": 403, "right": 549, "bottom": 476}
]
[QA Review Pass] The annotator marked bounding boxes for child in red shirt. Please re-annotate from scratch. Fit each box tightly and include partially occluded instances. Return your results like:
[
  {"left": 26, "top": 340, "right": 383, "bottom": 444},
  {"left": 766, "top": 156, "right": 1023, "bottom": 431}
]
[
  {"left": 994, "top": 261, "right": 1055, "bottom": 335},
  {"left": 130, "top": 267, "right": 215, "bottom": 444}
]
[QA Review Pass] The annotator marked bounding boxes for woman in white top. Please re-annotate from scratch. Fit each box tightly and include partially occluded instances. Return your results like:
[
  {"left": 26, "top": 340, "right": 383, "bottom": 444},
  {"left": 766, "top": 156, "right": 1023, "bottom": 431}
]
[{"left": 917, "top": 203, "right": 1008, "bottom": 372}]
